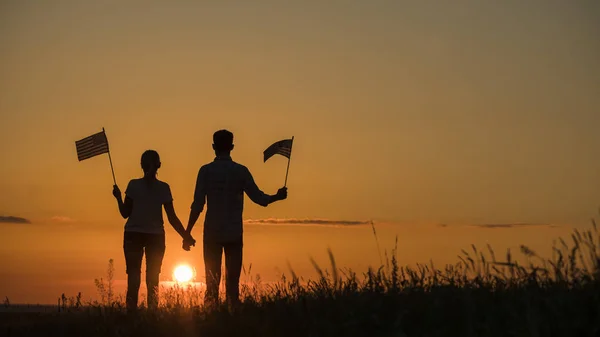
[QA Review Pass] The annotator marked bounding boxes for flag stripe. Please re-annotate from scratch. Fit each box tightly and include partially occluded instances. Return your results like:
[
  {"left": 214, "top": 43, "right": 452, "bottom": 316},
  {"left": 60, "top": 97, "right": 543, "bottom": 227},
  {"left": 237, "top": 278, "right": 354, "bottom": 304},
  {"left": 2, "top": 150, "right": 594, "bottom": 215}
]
[
  {"left": 75, "top": 136, "right": 95, "bottom": 144},
  {"left": 75, "top": 140, "right": 93, "bottom": 147},
  {"left": 78, "top": 153, "right": 107, "bottom": 161},
  {"left": 75, "top": 143, "right": 95, "bottom": 150},
  {"left": 76, "top": 142, "right": 106, "bottom": 152},
  {"left": 75, "top": 135, "right": 94, "bottom": 143},
  {"left": 77, "top": 149, "right": 109, "bottom": 161},
  {"left": 77, "top": 145, "right": 109, "bottom": 156},
  {"left": 78, "top": 149, "right": 107, "bottom": 157},
  {"left": 75, "top": 136, "right": 101, "bottom": 146},
  {"left": 76, "top": 140, "right": 108, "bottom": 151},
  {"left": 77, "top": 143, "right": 108, "bottom": 151},
  {"left": 78, "top": 153, "right": 106, "bottom": 161},
  {"left": 77, "top": 146, "right": 109, "bottom": 158},
  {"left": 76, "top": 146, "right": 108, "bottom": 155}
]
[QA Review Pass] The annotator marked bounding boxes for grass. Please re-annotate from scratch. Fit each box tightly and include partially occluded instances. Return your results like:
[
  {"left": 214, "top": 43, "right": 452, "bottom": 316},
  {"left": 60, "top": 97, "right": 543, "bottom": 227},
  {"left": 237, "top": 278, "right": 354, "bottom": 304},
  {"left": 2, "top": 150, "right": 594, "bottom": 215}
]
[{"left": 2, "top": 222, "right": 600, "bottom": 337}]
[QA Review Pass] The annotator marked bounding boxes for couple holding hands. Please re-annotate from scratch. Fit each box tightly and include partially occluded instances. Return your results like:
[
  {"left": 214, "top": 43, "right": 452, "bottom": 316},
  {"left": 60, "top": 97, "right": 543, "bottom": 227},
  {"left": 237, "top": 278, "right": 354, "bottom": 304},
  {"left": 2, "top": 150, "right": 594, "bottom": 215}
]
[{"left": 111, "top": 130, "right": 288, "bottom": 311}]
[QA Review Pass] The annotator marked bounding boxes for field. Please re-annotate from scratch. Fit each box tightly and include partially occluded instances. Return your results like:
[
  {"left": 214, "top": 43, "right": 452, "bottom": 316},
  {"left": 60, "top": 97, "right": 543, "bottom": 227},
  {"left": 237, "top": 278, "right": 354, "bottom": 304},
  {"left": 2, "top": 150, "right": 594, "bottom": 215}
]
[{"left": 2, "top": 223, "right": 600, "bottom": 337}]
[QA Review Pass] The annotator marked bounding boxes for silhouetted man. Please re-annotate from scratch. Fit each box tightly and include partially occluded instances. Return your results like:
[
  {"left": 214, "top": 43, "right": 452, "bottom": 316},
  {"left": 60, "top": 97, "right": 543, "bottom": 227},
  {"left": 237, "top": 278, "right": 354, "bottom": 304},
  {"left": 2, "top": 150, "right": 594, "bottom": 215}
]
[{"left": 185, "top": 129, "right": 288, "bottom": 307}]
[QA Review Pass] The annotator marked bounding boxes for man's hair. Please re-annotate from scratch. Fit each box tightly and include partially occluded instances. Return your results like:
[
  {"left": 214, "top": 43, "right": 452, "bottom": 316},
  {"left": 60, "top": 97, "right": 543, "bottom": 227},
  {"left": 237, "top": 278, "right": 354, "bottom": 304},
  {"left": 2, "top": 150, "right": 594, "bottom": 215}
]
[{"left": 213, "top": 129, "right": 234, "bottom": 151}]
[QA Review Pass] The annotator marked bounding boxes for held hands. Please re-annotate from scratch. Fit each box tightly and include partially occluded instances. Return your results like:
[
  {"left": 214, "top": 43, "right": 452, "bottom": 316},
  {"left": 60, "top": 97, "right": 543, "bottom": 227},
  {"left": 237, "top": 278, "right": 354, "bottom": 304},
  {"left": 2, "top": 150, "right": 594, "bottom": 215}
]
[{"left": 182, "top": 233, "right": 196, "bottom": 251}]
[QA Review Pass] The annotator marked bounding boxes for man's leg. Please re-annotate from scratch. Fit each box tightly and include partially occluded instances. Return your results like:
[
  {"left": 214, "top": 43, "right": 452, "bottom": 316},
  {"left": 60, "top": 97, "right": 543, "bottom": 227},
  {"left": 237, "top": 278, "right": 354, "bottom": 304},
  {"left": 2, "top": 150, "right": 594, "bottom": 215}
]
[
  {"left": 123, "top": 231, "right": 144, "bottom": 312},
  {"left": 203, "top": 240, "right": 223, "bottom": 306},
  {"left": 145, "top": 233, "right": 166, "bottom": 309},
  {"left": 224, "top": 240, "right": 243, "bottom": 306}
]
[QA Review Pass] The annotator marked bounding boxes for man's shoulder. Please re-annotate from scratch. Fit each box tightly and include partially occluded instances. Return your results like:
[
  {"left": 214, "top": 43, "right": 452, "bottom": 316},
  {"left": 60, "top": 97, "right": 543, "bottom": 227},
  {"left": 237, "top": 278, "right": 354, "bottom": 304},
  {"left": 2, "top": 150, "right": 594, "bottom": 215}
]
[
  {"left": 200, "top": 162, "right": 214, "bottom": 169},
  {"left": 198, "top": 162, "right": 214, "bottom": 173},
  {"left": 231, "top": 160, "right": 247, "bottom": 169},
  {"left": 156, "top": 179, "right": 170, "bottom": 188},
  {"left": 230, "top": 161, "right": 251, "bottom": 176},
  {"left": 201, "top": 160, "right": 248, "bottom": 171}
]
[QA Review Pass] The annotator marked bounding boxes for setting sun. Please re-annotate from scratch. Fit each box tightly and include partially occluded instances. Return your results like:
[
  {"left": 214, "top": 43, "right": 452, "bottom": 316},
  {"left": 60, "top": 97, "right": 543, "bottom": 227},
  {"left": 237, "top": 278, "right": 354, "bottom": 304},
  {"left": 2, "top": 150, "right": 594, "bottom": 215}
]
[{"left": 173, "top": 265, "right": 194, "bottom": 283}]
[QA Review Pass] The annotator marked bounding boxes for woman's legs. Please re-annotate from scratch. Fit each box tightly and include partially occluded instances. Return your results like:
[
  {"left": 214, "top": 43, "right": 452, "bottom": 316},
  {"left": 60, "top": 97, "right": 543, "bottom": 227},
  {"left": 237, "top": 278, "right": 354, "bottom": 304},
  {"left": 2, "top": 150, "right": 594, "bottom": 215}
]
[
  {"left": 145, "top": 233, "right": 166, "bottom": 309},
  {"left": 123, "top": 231, "right": 144, "bottom": 312}
]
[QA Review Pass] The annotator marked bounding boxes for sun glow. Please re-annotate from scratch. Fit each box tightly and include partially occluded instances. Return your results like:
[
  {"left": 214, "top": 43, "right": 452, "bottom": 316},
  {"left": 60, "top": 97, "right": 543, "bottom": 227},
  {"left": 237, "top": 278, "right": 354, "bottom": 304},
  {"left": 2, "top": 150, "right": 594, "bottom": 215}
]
[{"left": 173, "top": 264, "right": 194, "bottom": 283}]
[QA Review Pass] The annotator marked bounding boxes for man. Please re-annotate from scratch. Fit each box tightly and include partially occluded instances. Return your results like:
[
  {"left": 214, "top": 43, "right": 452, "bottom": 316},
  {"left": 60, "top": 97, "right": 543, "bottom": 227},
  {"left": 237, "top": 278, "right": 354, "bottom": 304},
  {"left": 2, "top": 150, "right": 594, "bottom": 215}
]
[{"left": 185, "top": 129, "right": 288, "bottom": 306}]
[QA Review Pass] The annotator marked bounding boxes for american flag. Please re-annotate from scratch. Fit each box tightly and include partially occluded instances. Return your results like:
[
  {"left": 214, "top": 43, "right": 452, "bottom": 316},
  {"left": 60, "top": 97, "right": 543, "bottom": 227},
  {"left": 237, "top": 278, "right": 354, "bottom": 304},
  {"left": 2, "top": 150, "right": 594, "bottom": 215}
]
[
  {"left": 75, "top": 130, "right": 109, "bottom": 161},
  {"left": 264, "top": 138, "right": 293, "bottom": 162}
]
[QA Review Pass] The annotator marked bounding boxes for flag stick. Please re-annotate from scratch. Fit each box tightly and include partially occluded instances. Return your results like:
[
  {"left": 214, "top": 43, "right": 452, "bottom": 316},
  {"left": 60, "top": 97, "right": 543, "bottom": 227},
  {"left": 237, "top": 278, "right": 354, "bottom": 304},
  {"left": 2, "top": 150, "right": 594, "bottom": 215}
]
[
  {"left": 103, "top": 127, "right": 117, "bottom": 185},
  {"left": 284, "top": 136, "right": 294, "bottom": 187}
]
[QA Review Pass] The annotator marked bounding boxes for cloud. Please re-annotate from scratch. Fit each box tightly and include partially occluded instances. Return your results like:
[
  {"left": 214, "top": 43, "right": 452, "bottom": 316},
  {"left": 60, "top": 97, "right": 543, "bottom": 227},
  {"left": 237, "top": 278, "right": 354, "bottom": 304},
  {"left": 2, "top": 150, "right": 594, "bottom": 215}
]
[
  {"left": 51, "top": 216, "right": 75, "bottom": 223},
  {"left": 469, "top": 223, "right": 553, "bottom": 229},
  {"left": 244, "top": 218, "right": 371, "bottom": 226},
  {"left": 0, "top": 216, "right": 31, "bottom": 224}
]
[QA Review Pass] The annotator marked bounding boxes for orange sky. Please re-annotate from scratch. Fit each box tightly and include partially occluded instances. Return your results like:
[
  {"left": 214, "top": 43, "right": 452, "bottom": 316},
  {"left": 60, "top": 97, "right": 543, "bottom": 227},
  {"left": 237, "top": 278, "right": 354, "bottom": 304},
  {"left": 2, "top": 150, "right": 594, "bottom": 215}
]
[{"left": 1, "top": 1, "right": 599, "bottom": 303}]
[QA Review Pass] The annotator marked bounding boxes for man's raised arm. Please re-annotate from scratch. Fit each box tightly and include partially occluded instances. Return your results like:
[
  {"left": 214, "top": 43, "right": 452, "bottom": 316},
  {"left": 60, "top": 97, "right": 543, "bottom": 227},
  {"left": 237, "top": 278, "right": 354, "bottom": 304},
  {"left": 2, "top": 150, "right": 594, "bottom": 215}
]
[{"left": 244, "top": 167, "right": 288, "bottom": 206}]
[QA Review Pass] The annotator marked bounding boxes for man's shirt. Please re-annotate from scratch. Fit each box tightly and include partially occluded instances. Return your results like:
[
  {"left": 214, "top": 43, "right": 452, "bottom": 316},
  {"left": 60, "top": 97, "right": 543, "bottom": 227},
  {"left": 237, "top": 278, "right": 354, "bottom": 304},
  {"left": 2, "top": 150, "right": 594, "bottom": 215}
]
[{"left": 191, "top": 155, "right": 270, "bottom": 242}]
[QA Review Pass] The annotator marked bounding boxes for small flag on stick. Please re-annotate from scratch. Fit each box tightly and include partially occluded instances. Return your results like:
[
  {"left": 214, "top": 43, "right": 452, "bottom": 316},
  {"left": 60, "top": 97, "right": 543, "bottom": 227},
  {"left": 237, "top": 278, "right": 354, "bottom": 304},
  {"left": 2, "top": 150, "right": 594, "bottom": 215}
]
[
  {"left": 75, "top": 130, "right": 109, "bottom": 161},
  {"left": 263, "top": 138, "right": 293, "bottom": 162},
  {"left": 264, "top": 137, "right": 294, "bottom": 186},
  {"left": 75, "top": 128, "right": 117, "bottom": 184}
]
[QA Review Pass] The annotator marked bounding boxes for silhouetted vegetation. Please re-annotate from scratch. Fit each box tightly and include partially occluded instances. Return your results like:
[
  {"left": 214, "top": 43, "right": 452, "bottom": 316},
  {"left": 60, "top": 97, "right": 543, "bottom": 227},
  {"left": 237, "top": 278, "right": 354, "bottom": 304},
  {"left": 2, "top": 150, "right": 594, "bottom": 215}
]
[{"left": 2, "top": 223, "right": 600, "bottom": 336}]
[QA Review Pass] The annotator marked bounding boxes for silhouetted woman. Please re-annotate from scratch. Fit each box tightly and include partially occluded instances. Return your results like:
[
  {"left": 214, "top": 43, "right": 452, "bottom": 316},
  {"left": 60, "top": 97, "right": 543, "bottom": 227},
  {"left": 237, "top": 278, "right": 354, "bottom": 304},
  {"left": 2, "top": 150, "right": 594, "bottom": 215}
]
[{"left": 112, "top": 150, "right": 195, "bottom": 311}]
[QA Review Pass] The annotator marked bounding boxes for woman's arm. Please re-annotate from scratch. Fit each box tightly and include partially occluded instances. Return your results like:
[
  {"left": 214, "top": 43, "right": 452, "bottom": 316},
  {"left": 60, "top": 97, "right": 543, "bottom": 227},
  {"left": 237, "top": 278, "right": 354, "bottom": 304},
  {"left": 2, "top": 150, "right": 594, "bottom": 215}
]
[
  {"left": 113, "top": 185, "right": 132, "bottom": 219},
  {"left": 164, "top": 202, "right": 194, "bottom": 242}
]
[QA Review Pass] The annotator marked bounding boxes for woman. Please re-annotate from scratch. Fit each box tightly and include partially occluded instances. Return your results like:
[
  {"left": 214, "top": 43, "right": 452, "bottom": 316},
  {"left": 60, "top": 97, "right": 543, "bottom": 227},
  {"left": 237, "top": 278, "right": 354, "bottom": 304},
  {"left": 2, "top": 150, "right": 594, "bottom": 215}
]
[{"left": 112, "top": 150, "right": 195, "bottom": 311}]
